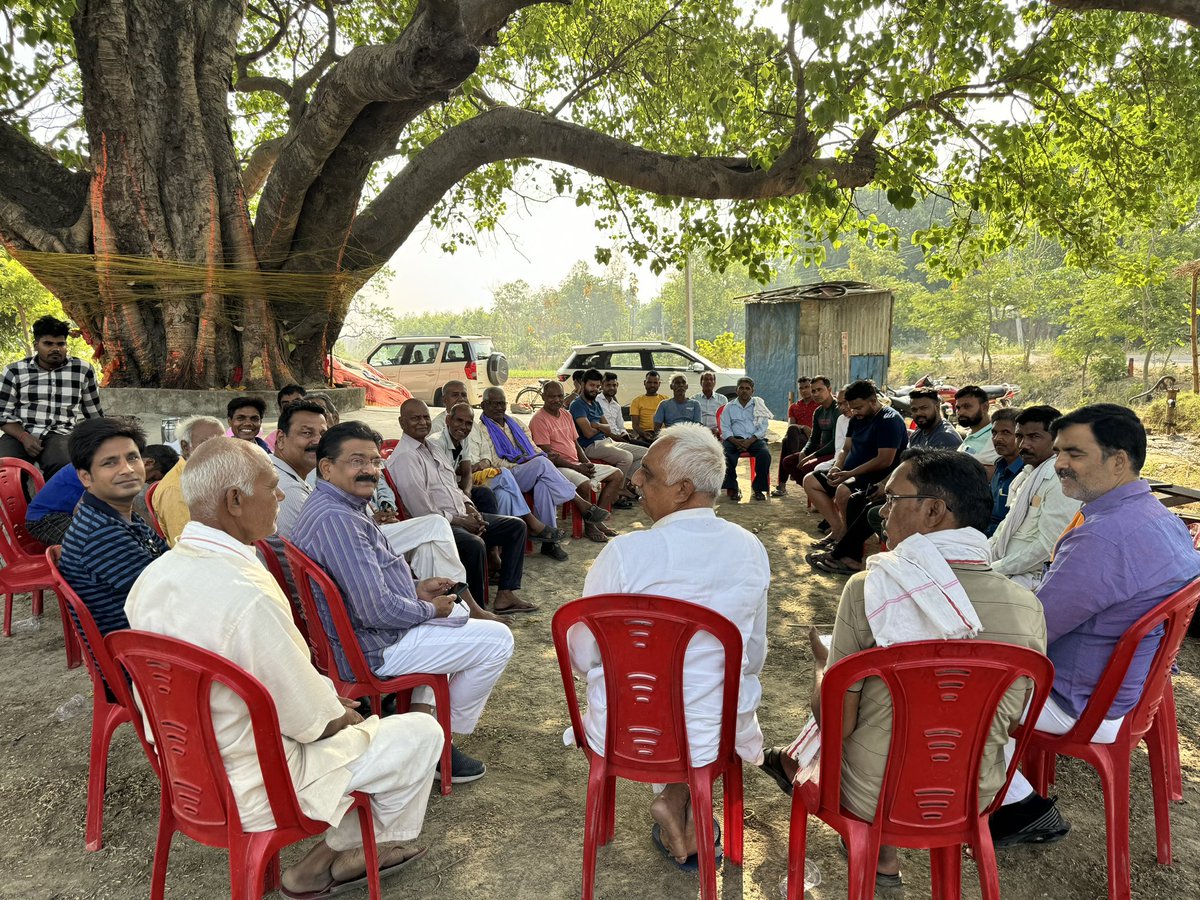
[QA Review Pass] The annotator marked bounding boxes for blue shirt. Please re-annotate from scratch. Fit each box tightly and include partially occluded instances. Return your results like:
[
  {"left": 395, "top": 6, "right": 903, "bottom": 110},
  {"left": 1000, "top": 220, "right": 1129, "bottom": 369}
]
[
  {"left": 908, "top": 419, "right": 963, "bottom": 450},
  {"left": 653, "top": 398, "right": 702, "bottom": 427},
  {"left": 1037, "top": 480, "right": 1200, "bottom": 718},
  {"left": 58, "top": 492, "right": 167, "bottom": 637},
  {"left": 569, "top": 396, "right": 606, "bottom": 448},
  {"left": 844, "top": 406, "right": 908, "bottom": 481},
  {"left": 290, "top": 480, "right": 460, "bottom": 679},
  {"left": 26, "top": 465, "right": 86, "bottom": 523},
  {"left": 988, "top": 457, "right": 1026, "bottom": 537}
]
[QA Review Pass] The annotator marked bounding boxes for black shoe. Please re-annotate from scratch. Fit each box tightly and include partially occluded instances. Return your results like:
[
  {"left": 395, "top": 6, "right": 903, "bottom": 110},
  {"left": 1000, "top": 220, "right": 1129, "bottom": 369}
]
[
  {"left": 989, "top": 793, "right": 1071, "bottom": 848},
  {"left": 752, "top": 491, "right": 767, "bottom": 502},
  {"left": 530, "top": 525, "right": 567, "bottom": 544},
  {"left": 435, "top": 745, "right": 487, "bottom": 784},
  {"left": 613, "top": 498, "right": 635, "bottom": 510},
  {"left": 726, "top": 488, "right": 742, "bottom": 502},
  {"left": 583, "top": 505, "right": 610, "bottom": 525},
  {"left": 770, "top": 485, "right": 788, "bottom": 497},
  {"left": 541, "top": 541, "right": 569, "bottom": 561},
  {"left": 817, "top": 519, "right": 830, "bottom": 533}
]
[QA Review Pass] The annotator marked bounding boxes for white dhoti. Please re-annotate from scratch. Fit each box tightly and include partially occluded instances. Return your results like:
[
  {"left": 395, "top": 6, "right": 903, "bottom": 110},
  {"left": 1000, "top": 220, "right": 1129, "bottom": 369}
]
[
  {"left": 378, "top": 604, "right": 515, "bottom": 734},
  {"left": 557, "top": 463, "right": 620, "bottom": 494},
  {"left": 323, "top": 712, "right": 444, "bottom": 851},
  {"left": 585, "top": 438, "right": 644, "bottom": 478},
  {"left": 381, "top": 514, "right": 466, "bottom": 582}
]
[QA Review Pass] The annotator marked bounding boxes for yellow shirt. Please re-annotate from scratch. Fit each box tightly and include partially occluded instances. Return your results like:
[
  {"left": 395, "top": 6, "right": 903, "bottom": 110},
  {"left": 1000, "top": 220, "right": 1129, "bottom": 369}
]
[
  {"left": 151, "top": 457, "right": 190, "bottom": 547},
  {"left": 629, "top": 394, "right": 668, "bottom": 434}
]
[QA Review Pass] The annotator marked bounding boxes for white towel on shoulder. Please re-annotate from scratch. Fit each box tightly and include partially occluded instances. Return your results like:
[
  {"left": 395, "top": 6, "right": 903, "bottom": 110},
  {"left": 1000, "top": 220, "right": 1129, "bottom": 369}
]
[{"left": 786, "top": 528, "right": 988, "bottom": 782}]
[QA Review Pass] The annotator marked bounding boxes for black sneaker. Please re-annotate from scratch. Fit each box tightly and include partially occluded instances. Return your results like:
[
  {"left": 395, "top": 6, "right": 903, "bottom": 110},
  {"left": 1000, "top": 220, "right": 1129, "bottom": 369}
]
[
  {"left": 583, "top": 505, "right": 610, "bottom": 525},
  {"left": 771, "top": 485, "right": 788, "bottom": 497},
  {"left": 989, "top": 793, "right": 1071, "bottom": 848},
  {"left": 435, "top": 745, "right": 487, "bottom": 784},
  {"left": 752, "top": 491, "right": 767, "bottom": 502},
  {"left": 541, "top": 541, "right": 569, "bottom": 562}
]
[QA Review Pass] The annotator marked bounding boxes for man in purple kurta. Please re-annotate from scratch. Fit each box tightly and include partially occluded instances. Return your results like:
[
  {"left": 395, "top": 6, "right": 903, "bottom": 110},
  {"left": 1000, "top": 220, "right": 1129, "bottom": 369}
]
[{"left": 990, "top": 404, "right": 1200, "bottom": 848}]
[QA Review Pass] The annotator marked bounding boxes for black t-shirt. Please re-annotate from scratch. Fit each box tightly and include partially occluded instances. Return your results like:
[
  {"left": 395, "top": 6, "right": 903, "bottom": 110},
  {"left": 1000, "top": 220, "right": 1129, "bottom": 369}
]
[{"left": 845, "top": 405, "right": 908, "bottom": 481}]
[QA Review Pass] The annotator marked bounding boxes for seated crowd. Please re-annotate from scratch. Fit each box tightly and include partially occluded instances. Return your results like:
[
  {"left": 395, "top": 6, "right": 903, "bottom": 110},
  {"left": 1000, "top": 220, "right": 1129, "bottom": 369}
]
[{"left": 7, "top": 348, "right": 1200, "bottom": 894}]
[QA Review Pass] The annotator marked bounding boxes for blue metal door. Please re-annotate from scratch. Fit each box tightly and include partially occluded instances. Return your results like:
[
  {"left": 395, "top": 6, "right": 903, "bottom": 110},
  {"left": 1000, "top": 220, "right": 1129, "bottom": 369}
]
[
  {"left": 849, "top": 354, "right": 887, "bottom": 387},
  {"left": 746, "top": 303, "right": 799, "bottom": 417}
]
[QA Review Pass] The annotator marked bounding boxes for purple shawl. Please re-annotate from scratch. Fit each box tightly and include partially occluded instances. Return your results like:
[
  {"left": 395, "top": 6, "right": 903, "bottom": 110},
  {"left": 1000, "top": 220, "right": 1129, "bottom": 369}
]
[{"left": 481, "top": 414, "right": 544, "bottom": 462}]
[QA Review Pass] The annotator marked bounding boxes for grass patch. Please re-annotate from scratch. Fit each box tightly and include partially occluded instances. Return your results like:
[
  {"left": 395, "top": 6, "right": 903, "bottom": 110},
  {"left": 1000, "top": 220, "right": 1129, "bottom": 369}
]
[
  {"left": 1143, "top": 391, "right": 1200, "bottom": 435},
  {"left": 508, "top": 369, "right": 556, "bottom": 378}
]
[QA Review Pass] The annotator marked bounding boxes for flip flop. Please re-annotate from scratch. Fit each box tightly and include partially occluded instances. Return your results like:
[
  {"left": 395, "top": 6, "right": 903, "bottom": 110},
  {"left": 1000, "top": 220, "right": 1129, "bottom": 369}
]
[
  {"left": 804, "top": 550, "right": 831, "bottom": 568},
  {"left": 813, "top": 556, "right": 859, "bottom": 575},
  {"left": 280, "top": 846, "right": 427, "bottom": 900},
  {"left": 493, "top": 601, "right": 538, "bottom": 615},
  {"left": 758, "top": 747, "right": 794, "bottom": 796},
  {"left": 650, "top": 819, "right": 723, "bottom": 872},
  {"left": 584, "top": 524, "right": 609, "bottom": 543}
]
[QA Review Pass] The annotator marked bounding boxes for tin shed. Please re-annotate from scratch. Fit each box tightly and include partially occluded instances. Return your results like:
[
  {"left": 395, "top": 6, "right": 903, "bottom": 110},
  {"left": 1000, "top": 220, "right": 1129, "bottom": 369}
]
[{"left": 742, "top": 281, "right": 894, "bottom": 413}]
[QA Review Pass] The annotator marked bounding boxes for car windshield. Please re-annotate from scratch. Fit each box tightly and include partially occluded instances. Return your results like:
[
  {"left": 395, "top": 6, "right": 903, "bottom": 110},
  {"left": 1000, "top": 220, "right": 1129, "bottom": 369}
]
[{"left": 470, "top": 339, "right": 493, "bottom": 359}]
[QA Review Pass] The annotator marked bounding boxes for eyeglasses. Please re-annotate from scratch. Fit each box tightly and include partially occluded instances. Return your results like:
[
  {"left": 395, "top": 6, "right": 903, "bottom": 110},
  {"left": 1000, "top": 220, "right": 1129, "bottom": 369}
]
[
  {"left": 882, "top": 492, "right": 952, "bottom": 512},
  {"left": 336, "top": 454, "right": 384, "bottom": 471}
]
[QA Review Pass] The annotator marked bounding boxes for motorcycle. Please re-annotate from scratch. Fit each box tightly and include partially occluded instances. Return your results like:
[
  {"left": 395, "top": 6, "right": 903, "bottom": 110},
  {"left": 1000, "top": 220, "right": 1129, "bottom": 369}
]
[{"left": 885, "top": 374, "right": 1019, "bottom": 421}]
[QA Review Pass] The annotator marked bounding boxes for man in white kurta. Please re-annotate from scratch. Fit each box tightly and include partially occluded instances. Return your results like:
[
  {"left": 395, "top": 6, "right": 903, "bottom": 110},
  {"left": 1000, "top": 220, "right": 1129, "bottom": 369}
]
[
  {"left": 125, "top": 437, "right": 444, "bottom": 896},
  {"left": 988, "top": 405, "right": 1081, "bottom": 589},
  {"left": 566, "top": 423, "right": 769, "bottom": 865}
]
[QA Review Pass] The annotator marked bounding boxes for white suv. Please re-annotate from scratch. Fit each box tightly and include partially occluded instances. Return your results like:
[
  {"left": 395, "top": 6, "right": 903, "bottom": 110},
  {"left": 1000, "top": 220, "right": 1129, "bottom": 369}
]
[
  {"left": 364, "top": 335, "right": 508, "bottom": 406},
  {"left": 555, "top": 341, "right": 744, "bottom": 407}
]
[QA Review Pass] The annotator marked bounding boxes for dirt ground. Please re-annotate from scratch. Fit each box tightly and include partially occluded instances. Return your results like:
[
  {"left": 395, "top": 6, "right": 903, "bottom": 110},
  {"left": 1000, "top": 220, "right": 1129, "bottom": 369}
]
[{"left": 2, "top": 426, "right": 1200, "bottom": 900}]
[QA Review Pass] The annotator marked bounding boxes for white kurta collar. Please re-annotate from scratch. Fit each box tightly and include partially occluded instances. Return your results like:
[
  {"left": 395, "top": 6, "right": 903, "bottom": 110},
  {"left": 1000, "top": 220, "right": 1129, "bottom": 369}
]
[
  {"left": 650, "top": 506, "right": 717, "bottom": 529},
  {"left": 177, "top": 521, "right": 261, "bottom": 563}
]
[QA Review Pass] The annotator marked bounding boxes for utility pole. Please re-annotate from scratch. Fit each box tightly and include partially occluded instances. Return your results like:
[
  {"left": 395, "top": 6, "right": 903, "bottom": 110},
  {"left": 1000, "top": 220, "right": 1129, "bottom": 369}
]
[
  {"left": 685, "top": 256, "right": 695, "bottom": 348},
  {"left": 1191, "top": 271, "right": 1199, "bottom": 394}
]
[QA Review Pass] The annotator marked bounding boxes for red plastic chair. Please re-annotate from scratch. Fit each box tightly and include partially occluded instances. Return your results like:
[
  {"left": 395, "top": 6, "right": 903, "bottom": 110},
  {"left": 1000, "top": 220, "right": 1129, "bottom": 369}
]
[
  {"left": 143, "top": 479, "right": 165, "bottom": 539},
  {"left": 786, "top": 640, "right": 1054, "bottom": 900},
  {"left": 280, "top": 538, "right": 453, "bottom": 796},
  {"left": 380, "top": 438, "right": 399, "bottom": 459},
  {"left": 0, "top": 460, "right": 79, "bottom": 666},
  {"left": 551, "top": 594, "right": 745, "bottom": 900},
  {"left": 107, "top": 631, "right": 384, "bottom": 900},
  {"left": 715, "top": 404, "right": 762, "bottom": 487},
  {"left": 46, "top": 546, "right": 158, "bottom": 851},
  {"left": 1020, "top": 578, "right": 1200, "bottom": 900},
  {"left": 252, "top": 538, "right": 311, "bottom": 648}
]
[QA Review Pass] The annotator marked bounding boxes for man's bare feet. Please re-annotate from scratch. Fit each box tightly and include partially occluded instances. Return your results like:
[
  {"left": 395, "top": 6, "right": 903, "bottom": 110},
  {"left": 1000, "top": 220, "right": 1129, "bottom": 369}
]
[
  {"left": 492, "top": 588, "right": 536, "bottom": 614},
  {"left": 281, "top": 842, "right": 336, "bottom": 895},
  {"left": 650, "top": 784, "right": 697, "bottom": 864}
]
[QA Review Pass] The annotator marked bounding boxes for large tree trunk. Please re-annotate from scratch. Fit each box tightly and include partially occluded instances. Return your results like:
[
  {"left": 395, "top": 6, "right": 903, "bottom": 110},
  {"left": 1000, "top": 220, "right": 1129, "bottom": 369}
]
[{"left": 68, "top": 0, "right": 293, "bottom": 389}]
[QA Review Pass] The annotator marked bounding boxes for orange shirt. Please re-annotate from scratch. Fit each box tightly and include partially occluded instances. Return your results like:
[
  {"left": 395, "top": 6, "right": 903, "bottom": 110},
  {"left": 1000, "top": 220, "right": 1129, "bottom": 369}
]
[{"left": 529, "top": 408, "right": 581, "bottom": 463}]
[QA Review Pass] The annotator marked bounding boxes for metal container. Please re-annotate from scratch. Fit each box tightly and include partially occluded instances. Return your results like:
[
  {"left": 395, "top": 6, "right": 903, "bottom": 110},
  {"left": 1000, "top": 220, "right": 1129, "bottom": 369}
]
[{"left": 160, "top": 417, "right": 180, "bottom": 443}]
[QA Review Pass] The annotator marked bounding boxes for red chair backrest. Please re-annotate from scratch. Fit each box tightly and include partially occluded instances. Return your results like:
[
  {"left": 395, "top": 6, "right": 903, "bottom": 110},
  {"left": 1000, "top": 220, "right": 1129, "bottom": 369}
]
[
  {"left": 107, "top": 630, "right": 318, "bottom": 845},
  {"left": 252, "top": 538, "right": 312, "bottom": 649},
  {"left": 1064, "top": 577, "right": 1200, "bottom": 745},
  {"left": 143, "top": 480, "right": 165, "bottom": 538},
  {"left": 280, "top": 538, "right": 375, "bottom": 689},
  {"left": 0, "top": 458, "right": 47, "bottom": 559},
  {"left": 380, "top": 467, "right": 409, "bottom": 520},
  {"left": 715, "top": 404, "right": 725, "bottom": 439},
  {"left": 380, "top": 439, "right": 398, "bottom": 459},
  {"left": 551, "top": 594, "right": 743, "bottom": 784},
  {"left": 815, "top": 640, "right": 1054, "bottom": 833}
]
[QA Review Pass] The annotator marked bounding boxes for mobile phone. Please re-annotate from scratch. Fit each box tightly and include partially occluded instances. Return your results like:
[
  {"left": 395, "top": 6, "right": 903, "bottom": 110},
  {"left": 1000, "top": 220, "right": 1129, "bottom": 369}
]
[{"left": 448, "top": 581, "right": 470, "bottom": 599}]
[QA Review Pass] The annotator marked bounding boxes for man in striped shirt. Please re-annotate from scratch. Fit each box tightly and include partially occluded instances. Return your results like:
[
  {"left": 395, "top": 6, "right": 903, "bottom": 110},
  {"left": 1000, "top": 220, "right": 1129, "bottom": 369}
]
[
  {"left": 290, "top": 421, "right": 514, "bottom": 784},
  {"left": 58, "top": 417, "right": 168, "bottom": 637}
]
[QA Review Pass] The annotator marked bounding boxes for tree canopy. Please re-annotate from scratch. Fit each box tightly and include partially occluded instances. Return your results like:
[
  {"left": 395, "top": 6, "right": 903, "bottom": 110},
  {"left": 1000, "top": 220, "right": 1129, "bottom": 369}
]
[{"left": 1, "top": 0, "right": 1198, "bottom": 387}]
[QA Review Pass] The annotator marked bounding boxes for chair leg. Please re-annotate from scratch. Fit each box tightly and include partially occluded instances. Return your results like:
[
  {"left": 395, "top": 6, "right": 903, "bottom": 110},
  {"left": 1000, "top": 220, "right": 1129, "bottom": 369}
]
[
  {"left": 580, "top": 764, "right": 608, "bottom": 900},
  {"left": 1095, "top": 753, "right": 1133, "bottom": 900},
  {"left": 845, "top": 825, "right": 882, "bottom": 900},
  {"left": 430, "top": 678, "right": 453, "bottom": 797},
  {"left": 600, "top": 776, "right": 617, "bottom": 845},
  {"left": 85, "top": 702, "right": 126, "bottom": 851},
  {"left": 352, "top": 793, "right": 382, "bottom": 899},
  {"left": 1146, "top": 729, "right": 1174, "bottom": 865},
  {"left": 150, "top": 795, "right": 174, "bottom": 900},
  {"left": 32, "top": 589, "right": 43, "bottom": 617},
  {"left": 3, "top": 592, "right": 12, "bottom": 636},
  {"left": 930, "top": 845, "right": 962, "bottom": 900},
  {"left": 689, "top": 776, "right": 718, "bottom": 900},
  {"left": 1159, "top": 683, "right": 1183, "bottom": 802},
  {"left": 785, "top": 797, "right": 810, "bottom": 900},
  {"left": 723, "top": 760, "right": 744, "bottom": 866},
  {"left": 972, "top": 826, "right": 1002, "bottom": 900},
  {"left": 58, "top": 595, "right": 82, "bottom": 669}
]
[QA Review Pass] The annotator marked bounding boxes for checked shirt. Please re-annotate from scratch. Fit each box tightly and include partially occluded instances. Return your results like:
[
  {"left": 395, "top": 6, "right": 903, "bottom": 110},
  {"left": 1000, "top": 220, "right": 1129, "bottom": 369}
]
[{"left": 0, "top": 355, "right": 103, "bottom": 437}]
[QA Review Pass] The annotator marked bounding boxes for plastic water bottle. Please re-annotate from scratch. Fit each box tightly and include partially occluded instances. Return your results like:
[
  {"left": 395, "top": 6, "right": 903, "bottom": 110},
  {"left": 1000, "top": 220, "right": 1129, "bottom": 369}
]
[
  {"left": 9, "top": 616, "right": 41, "bottom": 633},
  {"left": 53, "top": 694, "right": 88, "bottom": 722},
  {"left": 778, "top": 859, "right": 822, "bottom": 897}
]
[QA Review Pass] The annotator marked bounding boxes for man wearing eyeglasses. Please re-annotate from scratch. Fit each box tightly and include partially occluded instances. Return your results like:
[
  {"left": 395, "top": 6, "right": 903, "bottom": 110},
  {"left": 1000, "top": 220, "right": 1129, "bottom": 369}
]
[{"left": 290, "top": 421, "right": 515, "bottom": 785}]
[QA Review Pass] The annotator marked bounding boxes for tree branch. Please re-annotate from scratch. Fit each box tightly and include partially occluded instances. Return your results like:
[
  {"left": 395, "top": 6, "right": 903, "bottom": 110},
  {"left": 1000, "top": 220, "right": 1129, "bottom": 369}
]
[
  {"left": 1048, "top": 0, "right": 1200, "bottom": 28},
  {"left": 346, "top": 105, "right": 879, "bottom": 267},
  {"left": 241, "top": 136, "right": 287, "bottom": 198},
  {"left": 0, "top": 120, "right": 91, "bottom": 253}
]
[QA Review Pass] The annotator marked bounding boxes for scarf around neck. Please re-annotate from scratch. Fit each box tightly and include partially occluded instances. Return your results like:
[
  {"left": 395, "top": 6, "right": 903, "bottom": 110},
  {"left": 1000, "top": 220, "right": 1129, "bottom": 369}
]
[{"left": 481, "top": 414, "right": 543, "bottom": 462}]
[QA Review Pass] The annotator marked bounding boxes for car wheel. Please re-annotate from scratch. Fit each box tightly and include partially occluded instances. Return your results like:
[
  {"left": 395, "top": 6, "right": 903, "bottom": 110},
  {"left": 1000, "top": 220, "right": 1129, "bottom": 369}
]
[
  {"left": 433, "top": 387, "right": 443, "bottom": 408},
  {"left": 487, "top": 353, "right": 509, "bottom": 386}
]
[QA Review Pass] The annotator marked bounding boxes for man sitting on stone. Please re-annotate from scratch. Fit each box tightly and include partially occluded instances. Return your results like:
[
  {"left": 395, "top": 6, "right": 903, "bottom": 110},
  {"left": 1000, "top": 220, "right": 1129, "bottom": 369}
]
[
  {"left": 227, "top": 395, "right": 271, "bottom": 451},
  {"left": 653, "top": 375, "right": 703, "bottom": 429},
  {"left": 290, "top": 421, "right": 515, "bottom": 784},
  {"left": 0, "top": 315, "right": 103, "bottom": 479},
  {"left": 773, "top": 376, "right": 838, "bottom": 497},
  {"left": 434, "top": 402, "right": 565, "bottom": 545},
  {"left": 466, "top": 387, "right": 604, "bottom": 562},
  {"left": 987, "top": 408, "right": 1025, "bottom": 537},
  {"left": 760, "top": 449, "right": 1046, "bottom": 885},
  {"left": 629, "top": 371, "right": 668, "bottom": 444},
  {"left": 58, "top": 417, "right": 168, "bottom": 637},
  {"left": 989, "top": 404, "right": 1200, "bottom": 847},
  {"left": 988, "top": 405, "right": 1080, "bottom": 589},
  {"left": 151, "top": 415, "right": 227, "bottom": 546},
  {"left": 126, "top": 436, "right": 443, "bottom": 896},
  {"left": 719, "top": 377, "right": 772, "bottom": 502},
  {"left": 955, "top": 385, "right": 998, "bottom": 478},
  {"left": 693, "top": 371, "right": 724, "bottom": 439},
  {"left": 571, "top": 368, "right": 645, "bottom": 492},
  {"left": 567, "top": 423, "right": 769, "bottom": 866},
  {"left": 531, "top": 381, "right": 627, "bottom": 540},
  {"left": 389, "top": 400, "right": 535, "bottom": 615}
]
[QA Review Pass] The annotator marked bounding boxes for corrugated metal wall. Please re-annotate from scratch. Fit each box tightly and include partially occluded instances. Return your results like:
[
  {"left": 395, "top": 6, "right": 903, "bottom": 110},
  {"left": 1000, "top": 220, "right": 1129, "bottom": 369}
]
[{"left": 748, "top": 289, "right": 893, "bottom": 409}]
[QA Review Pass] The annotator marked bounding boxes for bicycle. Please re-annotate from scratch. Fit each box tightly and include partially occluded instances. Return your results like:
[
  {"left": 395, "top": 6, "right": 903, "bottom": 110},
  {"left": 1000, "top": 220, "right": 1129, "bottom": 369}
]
[{"left": 513, "top": 379, "right": 553, "bottom": 410}]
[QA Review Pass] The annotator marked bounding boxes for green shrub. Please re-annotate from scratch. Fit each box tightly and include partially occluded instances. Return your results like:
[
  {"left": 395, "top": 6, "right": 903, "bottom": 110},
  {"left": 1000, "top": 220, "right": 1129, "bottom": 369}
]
[{"left": 1143, "top": 392, "right": 1200, "bottom": 434}]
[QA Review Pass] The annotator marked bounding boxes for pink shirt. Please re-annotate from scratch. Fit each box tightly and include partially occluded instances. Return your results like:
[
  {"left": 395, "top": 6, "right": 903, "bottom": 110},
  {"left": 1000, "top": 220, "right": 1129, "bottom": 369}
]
[{"left": 529, "top": 408, "right": 580, "bottom": 463}]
